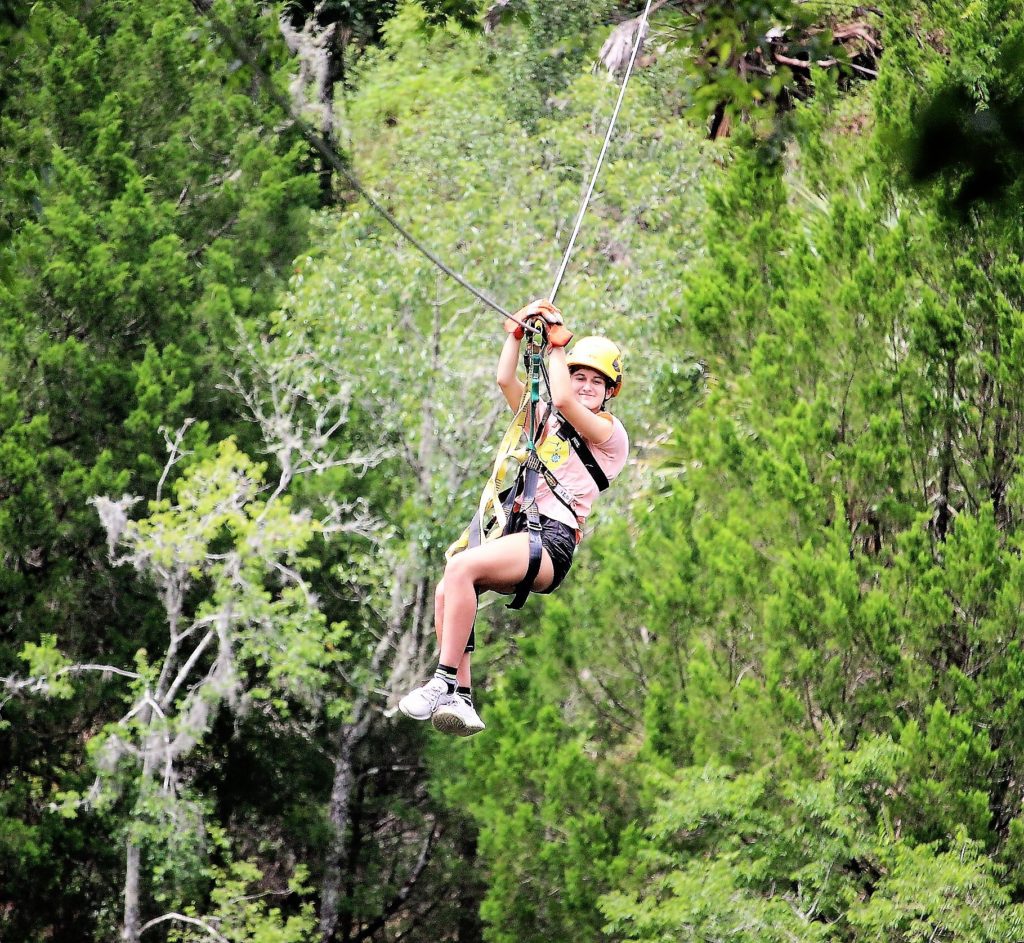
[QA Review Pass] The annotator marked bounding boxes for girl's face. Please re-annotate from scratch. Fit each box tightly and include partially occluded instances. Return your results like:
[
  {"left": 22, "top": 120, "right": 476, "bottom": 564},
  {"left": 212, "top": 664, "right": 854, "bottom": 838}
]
[{"left": 571, "top": 367, "right": 610, "bottom": 412}]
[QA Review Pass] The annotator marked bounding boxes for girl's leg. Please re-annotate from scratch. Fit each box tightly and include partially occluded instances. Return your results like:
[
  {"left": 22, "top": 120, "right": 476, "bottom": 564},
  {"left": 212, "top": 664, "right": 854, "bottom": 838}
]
[
  {"left": 401, "top": 534, "right": 550, "bottom": 726},
  {"left": 434, "top": 578, "right": 471, "bottom": 687},
  {"left": 437, "top": 532, "right": 553, "bottom": 669}
]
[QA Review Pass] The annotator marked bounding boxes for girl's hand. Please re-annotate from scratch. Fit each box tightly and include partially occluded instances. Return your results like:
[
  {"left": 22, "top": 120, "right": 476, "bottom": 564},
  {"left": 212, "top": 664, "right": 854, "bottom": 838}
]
[
  {"left": 508, "top": 299, "right": 570, "bottom": 346},
  {"left": 523, "top": 299, "right": 562, "bottom": 322},
  {"left": 546, "top": 324, "right": 573, "bottom": 348},
  {"left": 534, "top": 301, "right": 563, "bottom": 326},
  {"left": 506, "top": 299, "right": 561, "bottom": 338}
]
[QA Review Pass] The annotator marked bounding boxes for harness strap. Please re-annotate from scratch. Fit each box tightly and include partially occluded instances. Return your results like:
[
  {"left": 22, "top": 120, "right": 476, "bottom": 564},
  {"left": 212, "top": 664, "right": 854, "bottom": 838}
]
[
  {"left": 554, "top": 415, "right": 610, "bottom": 492},
  {"left": 537, "top": 462, "right": 578, "bottom": 517},
  {"left": 537, "top": 361, "right": 610, "bottom": 493},
  {"left": 507, "top": 462, "right": 544, "bottom": 610}
]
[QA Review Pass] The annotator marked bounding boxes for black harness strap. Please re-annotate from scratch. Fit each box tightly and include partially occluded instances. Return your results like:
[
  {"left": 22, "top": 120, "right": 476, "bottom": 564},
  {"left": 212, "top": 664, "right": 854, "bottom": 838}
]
[
  {"left": 506, "top": 458, "right": 544, "bottom": 610},
  {"left": 537, "top": 361, "right": 611, "bottom": 493},
  {"left": 502, "top": 333, "right": 547, "bottom": 610},
  {"left": 537, "top": 462, "right": 579, "bottom": 520},
  {"left": 553, "top": 415, "right": 610, "bottom": 491}
]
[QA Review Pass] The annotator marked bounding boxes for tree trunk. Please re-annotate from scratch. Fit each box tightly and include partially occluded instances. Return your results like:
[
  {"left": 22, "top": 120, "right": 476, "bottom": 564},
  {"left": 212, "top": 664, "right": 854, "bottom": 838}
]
[
  {"left": 122, "top": 837, "right": 142, "bottom": 943},
  {"left": 318, "top": 28, "right": 345, "bottom": 206},
  {"left": 122, "top": 718, "right": 158, "bottom": 943},
  {"left": 455, "top": 828, "right": 484, "bottom": 943},
  {"left": 319, "top": 559, "right": 432, "bottom": 941},
  {"left": 320, "top": 724, "right": 361, "bottom": 942}
]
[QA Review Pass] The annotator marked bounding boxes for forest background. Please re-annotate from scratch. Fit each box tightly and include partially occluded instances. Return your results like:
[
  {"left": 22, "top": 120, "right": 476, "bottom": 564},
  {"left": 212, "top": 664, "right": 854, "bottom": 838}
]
[{"left": 4, "top": 0, "right": 1024, "bottom": 941}]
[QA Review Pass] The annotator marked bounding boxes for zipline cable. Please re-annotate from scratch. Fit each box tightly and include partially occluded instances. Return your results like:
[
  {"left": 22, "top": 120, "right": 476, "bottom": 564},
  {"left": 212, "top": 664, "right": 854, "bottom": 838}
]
[
  {"left": 195, "top": 0, "right": 655, "bottom": 326},
  {"left": 549, "top": 0, "right": 654, "bottom": 305},
  {"left": 194, "top": 1, "right": 516, "bottom": 320}
]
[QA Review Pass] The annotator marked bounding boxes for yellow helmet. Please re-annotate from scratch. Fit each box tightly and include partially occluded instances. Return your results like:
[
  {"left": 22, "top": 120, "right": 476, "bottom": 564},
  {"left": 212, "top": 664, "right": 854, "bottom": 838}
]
[{"left": 566, "top": 336, "right": 623, "bottom": 398}]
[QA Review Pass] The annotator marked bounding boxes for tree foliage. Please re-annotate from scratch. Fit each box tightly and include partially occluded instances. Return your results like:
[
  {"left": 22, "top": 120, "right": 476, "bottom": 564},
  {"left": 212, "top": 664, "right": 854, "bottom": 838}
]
[{"left": 7, "top": 0, "right": 1024, "bottom": 941}]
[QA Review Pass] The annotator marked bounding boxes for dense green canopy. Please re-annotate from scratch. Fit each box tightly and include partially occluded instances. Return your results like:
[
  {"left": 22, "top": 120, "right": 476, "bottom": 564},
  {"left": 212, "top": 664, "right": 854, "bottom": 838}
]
[{"left": 4, "top": 1, "right": 1024, "bottom": 941}]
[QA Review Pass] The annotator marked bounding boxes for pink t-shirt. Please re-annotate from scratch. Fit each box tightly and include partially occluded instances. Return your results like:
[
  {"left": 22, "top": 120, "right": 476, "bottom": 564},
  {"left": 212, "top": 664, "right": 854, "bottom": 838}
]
[{"left": 533, "top": 412, "right": 629, "bottom": 531}]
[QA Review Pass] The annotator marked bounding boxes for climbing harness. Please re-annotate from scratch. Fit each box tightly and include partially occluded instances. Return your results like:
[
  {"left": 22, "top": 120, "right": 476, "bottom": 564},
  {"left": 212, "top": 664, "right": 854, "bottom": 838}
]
[
  {"left": 446, "top": 319, "right": 546, "bottom": 607},
  {"left": 509, "top": 332, "right": 546, "bottom": 610},
  {"left": 445, "top": 323, "right": 618, "bottom": 610}
]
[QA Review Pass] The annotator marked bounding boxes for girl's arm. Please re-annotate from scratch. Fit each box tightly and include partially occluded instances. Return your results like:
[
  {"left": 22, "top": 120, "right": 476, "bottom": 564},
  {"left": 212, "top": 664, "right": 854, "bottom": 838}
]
[
  {"left": 548, "top": 346, "right": 614, "bottom": 445},
  {"left": 497, "top": 332, "right": 525, "bottom": 410}
]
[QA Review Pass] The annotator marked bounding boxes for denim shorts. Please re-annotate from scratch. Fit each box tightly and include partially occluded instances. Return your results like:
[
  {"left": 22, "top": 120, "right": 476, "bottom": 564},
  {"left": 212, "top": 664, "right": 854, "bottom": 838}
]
[{"left": 504, "top": 510, "right": 578, "bottom": 594}]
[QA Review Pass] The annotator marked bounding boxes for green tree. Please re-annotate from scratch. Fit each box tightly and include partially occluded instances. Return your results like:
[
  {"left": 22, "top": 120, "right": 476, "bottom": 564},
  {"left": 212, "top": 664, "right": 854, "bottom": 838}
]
[
  {"left": 438, "top": 0, "right": 1024, "bottom": 938},
  {"left": 12, "top": 430, "right": 349, "bottom": 942},
  {"left": 0, "top": 1, "right": 319, "bottom": 938}
]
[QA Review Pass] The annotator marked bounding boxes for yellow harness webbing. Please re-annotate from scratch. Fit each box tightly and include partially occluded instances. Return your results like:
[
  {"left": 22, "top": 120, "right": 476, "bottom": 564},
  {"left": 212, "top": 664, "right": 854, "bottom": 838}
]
[{"left": 445, "top": 386, "right": 532, "bottom": 560}]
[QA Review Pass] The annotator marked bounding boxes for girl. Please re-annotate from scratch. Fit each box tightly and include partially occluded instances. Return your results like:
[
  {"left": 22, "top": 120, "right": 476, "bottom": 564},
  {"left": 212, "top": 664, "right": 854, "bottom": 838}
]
[{"left": 398, "top": 300, "right": 629, "bottom": 735}]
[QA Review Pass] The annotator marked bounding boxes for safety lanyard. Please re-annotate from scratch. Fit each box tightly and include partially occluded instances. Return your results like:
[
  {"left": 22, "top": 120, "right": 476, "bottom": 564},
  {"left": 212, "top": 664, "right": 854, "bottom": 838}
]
[
  {"left": 523, "top": 325, "right": 544, "bottom": 450},
  {"left": 505, "top": 323, "right": 548, "bottom": 609}
]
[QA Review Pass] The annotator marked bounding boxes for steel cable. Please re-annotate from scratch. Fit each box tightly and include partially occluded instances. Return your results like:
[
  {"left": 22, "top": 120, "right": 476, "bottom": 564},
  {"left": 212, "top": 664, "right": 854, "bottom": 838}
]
[
  {"left": 196, "top": 0, "right": 655, "bottom": 325},
  {"left": 549, "top": 0, "right": 655, "bottom": 305}
]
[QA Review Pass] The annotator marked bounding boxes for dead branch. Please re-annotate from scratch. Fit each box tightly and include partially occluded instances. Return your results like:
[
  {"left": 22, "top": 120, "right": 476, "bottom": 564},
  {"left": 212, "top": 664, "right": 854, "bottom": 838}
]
[{"left": 139, "top": 913, "right": 229, "bottom": 943}]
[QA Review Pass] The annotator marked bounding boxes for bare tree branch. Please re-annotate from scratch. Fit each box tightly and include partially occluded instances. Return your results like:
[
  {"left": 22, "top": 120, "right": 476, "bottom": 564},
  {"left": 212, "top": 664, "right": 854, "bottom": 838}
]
[
  {"left": 350, "top": 818, "right": 441, "bottom": 943},
  {"left": 139, "top": 912, "right": 230, "bottom": 943}
]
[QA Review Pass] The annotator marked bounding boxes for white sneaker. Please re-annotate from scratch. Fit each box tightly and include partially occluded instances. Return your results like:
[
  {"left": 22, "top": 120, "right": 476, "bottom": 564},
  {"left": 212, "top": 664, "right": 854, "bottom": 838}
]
[
  {"left": 432, "top": 696, "right": 486, "bottom": 737},
  {"left": 398, "top": 677, "right": 451, "bottom": 720}
]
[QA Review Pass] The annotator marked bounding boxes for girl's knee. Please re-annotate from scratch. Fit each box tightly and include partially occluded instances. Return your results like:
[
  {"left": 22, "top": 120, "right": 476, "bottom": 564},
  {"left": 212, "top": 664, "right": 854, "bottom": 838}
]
[{"left": 444, "top": 553, "right": 476, "bottom": 584}]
